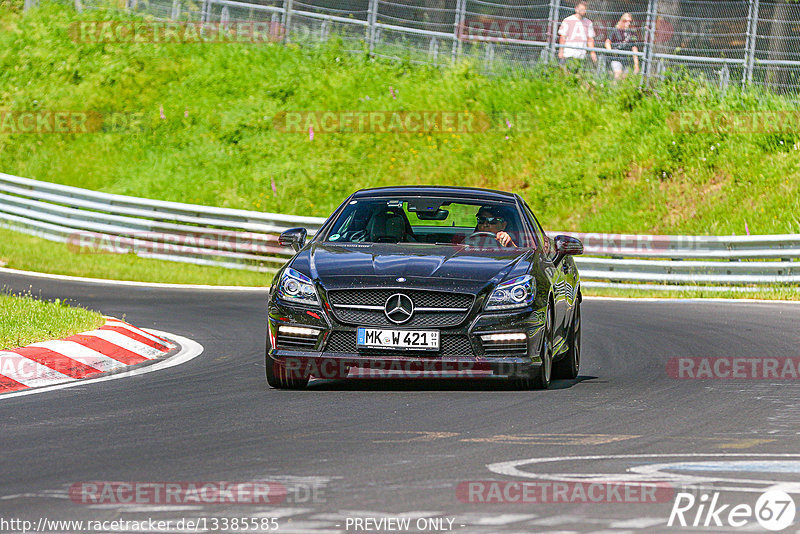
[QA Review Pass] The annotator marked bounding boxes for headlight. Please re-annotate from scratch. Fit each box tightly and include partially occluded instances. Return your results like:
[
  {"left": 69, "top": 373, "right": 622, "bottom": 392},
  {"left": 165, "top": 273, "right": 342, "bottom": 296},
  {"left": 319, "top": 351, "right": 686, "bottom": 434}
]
[
  {"left": 277, "top": 268, "right": 320, "bottom": 307},
  {"left": 485, "top": 275, "right": 535, "bottom": 311}
]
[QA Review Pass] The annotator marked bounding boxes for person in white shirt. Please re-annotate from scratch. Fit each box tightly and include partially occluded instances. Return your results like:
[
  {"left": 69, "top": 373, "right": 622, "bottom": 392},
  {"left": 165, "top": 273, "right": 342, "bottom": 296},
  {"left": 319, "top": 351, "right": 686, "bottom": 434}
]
[{"left": 558, "top": 2, "right": 597, "bottom": 67}]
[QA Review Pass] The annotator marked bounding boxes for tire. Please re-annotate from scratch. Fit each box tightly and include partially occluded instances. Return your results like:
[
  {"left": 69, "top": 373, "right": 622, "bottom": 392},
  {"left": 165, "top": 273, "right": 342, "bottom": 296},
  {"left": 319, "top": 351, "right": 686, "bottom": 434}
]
[
  {"left": 511, "top": 306, "right": 553, "bottom": 390},
  {"left": 553, "top": 300, "right": 581, "bottom": 380},
  {"left": 265, "top": 336, "right": 309, "bottom": 390}
]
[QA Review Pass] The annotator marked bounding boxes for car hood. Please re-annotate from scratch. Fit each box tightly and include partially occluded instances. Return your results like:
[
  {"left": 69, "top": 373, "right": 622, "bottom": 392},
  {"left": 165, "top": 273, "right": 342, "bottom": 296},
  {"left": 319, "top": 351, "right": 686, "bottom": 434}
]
[{"left": 292, "top": 242, "right": 534, "bottom": 292}]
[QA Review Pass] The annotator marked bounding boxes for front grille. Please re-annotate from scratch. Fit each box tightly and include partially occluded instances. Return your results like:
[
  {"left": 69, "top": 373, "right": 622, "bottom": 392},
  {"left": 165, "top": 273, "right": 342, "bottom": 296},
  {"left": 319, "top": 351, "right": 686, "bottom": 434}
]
[
  {"left": 276, "top": 332, "right": 319, "bottom": 350},
  {"left": 332, "top": 309, "right": 467, "bottom": 328},
  {"left": 327, "top": 289, "right": 474, "bottom": 328},
  {"left": 325, "top": 331, "right": 476, "bottom": 357},
  {"left": 328, "top": 289, "right": 473, "bottom": 309}
]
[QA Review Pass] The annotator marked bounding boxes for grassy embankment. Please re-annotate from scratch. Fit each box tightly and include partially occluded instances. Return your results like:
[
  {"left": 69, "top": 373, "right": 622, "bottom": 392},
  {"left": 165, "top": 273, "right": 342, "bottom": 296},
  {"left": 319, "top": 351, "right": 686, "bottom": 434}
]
[
  {"left": 0, "top": 3, "right": 797, "bottom": 296},
  {"left": 0, "top": 291, "right": 104, "bottom": 350}
]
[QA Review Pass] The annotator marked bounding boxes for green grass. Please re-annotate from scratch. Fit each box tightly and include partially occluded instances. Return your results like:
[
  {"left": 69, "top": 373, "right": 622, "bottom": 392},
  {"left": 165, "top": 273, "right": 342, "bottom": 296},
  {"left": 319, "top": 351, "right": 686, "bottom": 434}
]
[
  {"left": 0, "top": 227, "right": 272, "bottom": 286},
  {"left": 0, "top": 290, "right": 105, "bottom": 350},
  {"left": 1, "top": 3, "right": 798, "bottom": 237},
  {"left": 583, "top": 285, "right": 800, "bottom": 301}
]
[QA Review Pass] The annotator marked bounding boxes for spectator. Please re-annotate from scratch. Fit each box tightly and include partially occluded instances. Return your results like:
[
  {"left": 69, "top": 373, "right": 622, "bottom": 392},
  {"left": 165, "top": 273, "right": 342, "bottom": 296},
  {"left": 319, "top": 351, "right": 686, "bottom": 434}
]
[
  {"left": 558, "top": 2, "right": 597, "bottom": 68},
  {"left": 605, "top": 13, "right": 640, "bottom": 80}
]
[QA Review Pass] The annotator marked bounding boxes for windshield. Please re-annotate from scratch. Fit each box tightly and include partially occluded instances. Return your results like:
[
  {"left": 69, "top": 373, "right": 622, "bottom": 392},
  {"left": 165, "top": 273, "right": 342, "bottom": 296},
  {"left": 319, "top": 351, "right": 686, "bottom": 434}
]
[{"left": 321, "top": 197, "right": 535, "bottom": 249}]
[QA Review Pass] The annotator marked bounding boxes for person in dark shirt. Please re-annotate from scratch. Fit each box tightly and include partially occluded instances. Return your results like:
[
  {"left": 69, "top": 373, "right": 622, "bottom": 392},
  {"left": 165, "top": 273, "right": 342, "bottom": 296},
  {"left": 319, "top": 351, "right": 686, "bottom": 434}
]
[
  {"left": 475, "top": 206, "right": 518, "bottom": 247},
  {"left": 604, "top": 13, "right": 640, "bottom": 80}
]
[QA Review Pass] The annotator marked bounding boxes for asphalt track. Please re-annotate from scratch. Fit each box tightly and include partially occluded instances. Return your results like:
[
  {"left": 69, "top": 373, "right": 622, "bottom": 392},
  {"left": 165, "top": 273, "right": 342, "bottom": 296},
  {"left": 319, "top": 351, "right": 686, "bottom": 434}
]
[{"left": 1, "top": 270, "right": 800, "bottom": 533}]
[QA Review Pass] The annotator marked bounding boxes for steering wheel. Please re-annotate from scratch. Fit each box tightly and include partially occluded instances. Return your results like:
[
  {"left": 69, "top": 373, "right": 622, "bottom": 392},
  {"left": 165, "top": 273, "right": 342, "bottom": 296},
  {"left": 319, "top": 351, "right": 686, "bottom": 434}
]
[
  {"left": 463, "top": 231, "right": 501, "bottom": 247},
  {"left": 347, "top": 229, "right": 367, "bottom": 242}
]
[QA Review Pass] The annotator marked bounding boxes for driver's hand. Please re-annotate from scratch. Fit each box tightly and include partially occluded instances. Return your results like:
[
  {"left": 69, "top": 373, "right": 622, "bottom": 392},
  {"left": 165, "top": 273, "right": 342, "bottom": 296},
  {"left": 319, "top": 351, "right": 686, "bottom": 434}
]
[{"left": 496, "top": 231, "right": 515, "bottom": 247}]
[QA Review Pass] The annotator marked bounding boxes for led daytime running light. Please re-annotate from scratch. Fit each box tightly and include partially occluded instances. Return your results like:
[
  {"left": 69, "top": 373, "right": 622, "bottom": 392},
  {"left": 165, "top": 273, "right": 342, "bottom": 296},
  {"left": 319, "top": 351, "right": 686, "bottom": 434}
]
[
  {"left": 481, "top": 333, "right": 527, "bottom": 342},
  {"left": 278, "top": 325, "right": 320, "bottom": 337}
]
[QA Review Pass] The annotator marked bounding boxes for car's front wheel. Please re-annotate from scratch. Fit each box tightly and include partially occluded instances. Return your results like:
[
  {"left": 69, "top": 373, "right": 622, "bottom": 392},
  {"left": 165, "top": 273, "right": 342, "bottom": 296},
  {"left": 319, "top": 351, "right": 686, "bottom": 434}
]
[
  {"left": 512, "top": 306, "right": 553, "bottom": 390},
  {"left": 265, "top": 337, "right": 309, "bottom": 389},
  {"left": 553, "top": 300, "right": 580, "bottom": 380}
]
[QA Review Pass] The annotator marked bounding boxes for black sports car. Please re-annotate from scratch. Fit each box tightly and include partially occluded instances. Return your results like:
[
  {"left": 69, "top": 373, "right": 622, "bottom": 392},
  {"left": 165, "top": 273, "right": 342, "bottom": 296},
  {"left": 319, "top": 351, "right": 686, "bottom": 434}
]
[{"left": 266, "top": 186, "right": 583, "bottom": 389}]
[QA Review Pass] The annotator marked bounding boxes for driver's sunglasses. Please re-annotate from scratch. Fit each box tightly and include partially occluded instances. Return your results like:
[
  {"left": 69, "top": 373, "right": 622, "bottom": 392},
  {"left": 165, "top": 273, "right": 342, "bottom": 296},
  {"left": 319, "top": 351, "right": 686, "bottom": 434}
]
[{"left": 477, "top": 216, "right": 504, "bottom": 224}]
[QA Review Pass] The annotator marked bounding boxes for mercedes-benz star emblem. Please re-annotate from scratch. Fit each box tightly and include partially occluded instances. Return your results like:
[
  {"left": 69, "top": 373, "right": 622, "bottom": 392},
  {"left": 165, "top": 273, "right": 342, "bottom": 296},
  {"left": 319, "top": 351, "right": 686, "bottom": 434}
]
[{"left": 384, "top": 293, "right": 414, "bottom": 324}]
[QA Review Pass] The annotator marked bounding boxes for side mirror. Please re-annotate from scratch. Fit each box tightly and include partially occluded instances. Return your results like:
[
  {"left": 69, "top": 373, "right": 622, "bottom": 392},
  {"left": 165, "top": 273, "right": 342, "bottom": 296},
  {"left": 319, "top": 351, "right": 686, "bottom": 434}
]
[
  {"left": 554, "top": 235, "right": 583, "bottom": 263},
  {"left": 279, "top": 228, "right": 307, "bottom": 252}
]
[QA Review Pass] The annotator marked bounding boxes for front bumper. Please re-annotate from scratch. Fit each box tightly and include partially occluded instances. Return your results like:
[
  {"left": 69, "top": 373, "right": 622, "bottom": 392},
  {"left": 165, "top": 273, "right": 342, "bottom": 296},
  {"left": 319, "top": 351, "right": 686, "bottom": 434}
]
[{"left": 267, "top": 297, "right": 546, "bottom": 379}]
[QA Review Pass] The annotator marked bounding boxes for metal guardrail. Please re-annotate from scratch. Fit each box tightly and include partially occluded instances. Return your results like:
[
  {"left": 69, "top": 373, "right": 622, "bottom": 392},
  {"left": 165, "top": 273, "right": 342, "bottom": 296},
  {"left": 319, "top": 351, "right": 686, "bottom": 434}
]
[
  {"left": 0, "top": 173, "right": 324, "bottom": 272},
  {"left": 0, "top": 173, "right": 798, "bottom": 287}
]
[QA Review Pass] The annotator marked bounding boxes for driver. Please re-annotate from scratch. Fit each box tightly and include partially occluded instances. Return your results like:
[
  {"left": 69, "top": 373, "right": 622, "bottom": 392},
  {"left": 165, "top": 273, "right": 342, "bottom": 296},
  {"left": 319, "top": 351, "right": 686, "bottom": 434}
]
[{"left": 475, "top": 206, "right": 517, "bottom": 247}]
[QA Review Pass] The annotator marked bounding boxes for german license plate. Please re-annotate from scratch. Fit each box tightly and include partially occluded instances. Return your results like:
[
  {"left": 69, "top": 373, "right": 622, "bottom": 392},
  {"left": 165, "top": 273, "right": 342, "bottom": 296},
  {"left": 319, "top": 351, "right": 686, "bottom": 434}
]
[{"left": 357, "top": 328, "right": 439, "bottom": 351}]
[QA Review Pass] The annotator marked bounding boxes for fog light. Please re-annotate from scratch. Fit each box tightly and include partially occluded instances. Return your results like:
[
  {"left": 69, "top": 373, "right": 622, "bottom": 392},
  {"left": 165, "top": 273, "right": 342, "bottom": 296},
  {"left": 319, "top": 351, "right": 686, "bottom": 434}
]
[
  {"left": 278, "top": 325, "right": 320, "bottom": 337},
  {"left": 481, "top": 333, "right": 527, "bottom": 342}
]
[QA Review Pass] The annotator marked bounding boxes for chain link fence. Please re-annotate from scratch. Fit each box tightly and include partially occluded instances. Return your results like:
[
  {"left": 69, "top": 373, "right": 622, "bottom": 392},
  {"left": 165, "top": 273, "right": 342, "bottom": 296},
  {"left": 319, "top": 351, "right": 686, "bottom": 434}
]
[{"left": 32, "top": 0, "right": 800, "bottom": 92}]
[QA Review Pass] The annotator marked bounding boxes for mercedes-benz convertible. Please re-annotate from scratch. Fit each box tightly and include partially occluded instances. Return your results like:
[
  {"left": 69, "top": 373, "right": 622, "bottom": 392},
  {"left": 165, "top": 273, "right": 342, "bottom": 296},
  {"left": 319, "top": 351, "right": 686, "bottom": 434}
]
[{"left": 266, "top": 186, "right": 583, "bottom": 389}]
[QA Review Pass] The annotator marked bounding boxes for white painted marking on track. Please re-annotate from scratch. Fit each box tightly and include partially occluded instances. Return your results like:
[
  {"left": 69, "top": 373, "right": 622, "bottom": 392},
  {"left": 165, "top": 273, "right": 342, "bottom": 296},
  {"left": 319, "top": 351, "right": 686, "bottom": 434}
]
[
  {"left": 251, "top": 508, "right": 315, "bottom": 518},
  {"left": 26, "top": 341, "right": 128, "bottom": 373},
  {"left": 635, "top": 460, "right": 800, "bottom": 473},
  {"left": 0, "top": 266, "right": 267, "bottom": 291},
  {"left": 103, "top": 318, "right": 176, "bottom": 346},
  {"left": 87, "top": 504, "right": 203, "bottom": 512},
  {"left": 528, "top": 515, "right": 606, "bottom": 526},
  {"left": 584, "top": 295, "right": 800, "bottom": 305},
  {"left": 0, "top": 331, "right": 203, "bottom": 400},
  {"left": 0, "top": 352, "right": 72, "bottom": 387},
  {"left": 608, "top": 518, "right": 667, "bottom": 529},
  {"left": 486, "top": 453, "right": 800, "bottom": 494},
  {"left": 79, "top": 330, "right": 164, "bottom": 359},
  {"left": 460, "top": 514, "right": 538, "bottom": 525}
]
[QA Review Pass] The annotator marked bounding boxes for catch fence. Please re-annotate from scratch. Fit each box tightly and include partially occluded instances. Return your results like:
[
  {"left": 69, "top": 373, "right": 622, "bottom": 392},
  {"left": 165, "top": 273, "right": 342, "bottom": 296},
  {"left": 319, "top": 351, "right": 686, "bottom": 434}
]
[{"left": 32, "top": 0, "right": 800, "bottom": 94}]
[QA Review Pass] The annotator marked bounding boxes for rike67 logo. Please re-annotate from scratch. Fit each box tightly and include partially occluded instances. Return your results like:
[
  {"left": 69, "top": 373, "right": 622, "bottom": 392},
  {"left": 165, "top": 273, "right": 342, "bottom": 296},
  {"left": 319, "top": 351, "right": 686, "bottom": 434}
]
[{"left": 668, "top": 489, "right": 796, "bottom": 531}]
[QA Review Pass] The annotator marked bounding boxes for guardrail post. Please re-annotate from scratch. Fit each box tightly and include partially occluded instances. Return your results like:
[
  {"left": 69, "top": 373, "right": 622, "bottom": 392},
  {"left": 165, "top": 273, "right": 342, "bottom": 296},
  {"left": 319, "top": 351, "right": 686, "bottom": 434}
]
[
  {"left": 642, "top": 0, "right": 658, "bottom": 80},
  {"left": 200, "top": 0, "right": 209, "bottom": 22},
  {"left": 743, "top": 0, "right": 760, "bottom": 84},
  {"left": 452, "top": 0, "right": 467, "bottom": 63},
  {"left": 74, "top": 0, "right": 83, "bottom": 12},
  {"left": 220, "top": 6, "right": 230, "bottom": 27},
  {"left": 720, "top": 64, "right": 730, "bottom": 94},
  {"left": 367, "top": 0, "right": 378, "bottom": 54},
  {"left": 429, "top": 37, "right": 439, "bottom": 65},
  {"left": 547, "top": 0, "right": 561, "bottom": 61},
  {"left": 320, "top": 19, "right": 330, "bottom": 41},
  {"left": 171, "top": 0, "right": 181, "bottom": 20},
  {"left": 23, "top": 0, "right": 39, "bottom": 11},
  {"left": 283, "top": 0, "right": 294, "bottom": 42},
  {"left": 485, "top": 42, "right": 495, "bottom": 72}
]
